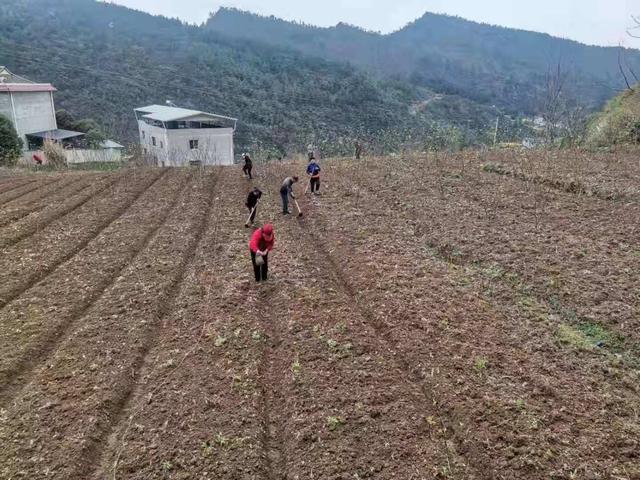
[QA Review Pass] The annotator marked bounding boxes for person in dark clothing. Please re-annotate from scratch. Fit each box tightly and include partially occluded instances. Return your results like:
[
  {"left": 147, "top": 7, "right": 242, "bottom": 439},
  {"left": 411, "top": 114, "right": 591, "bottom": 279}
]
[
  {"left": 306, "top": 159, "right": 321, "bottom": 194},
  {"left": 242, "top": 153, "right": 253, "bottom": 179},
  {"left": 245, "top": 187, "right": 262, "bottom": 227},
  {"left": 280, "top": 176, "right": 299, "bottom": 215},
  {"left": 249, "top": 224, "right": 275, "bottom": 282}
]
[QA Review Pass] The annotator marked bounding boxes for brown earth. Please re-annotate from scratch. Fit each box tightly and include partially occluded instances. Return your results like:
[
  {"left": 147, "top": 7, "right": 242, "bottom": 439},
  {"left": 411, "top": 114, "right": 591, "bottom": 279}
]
[{"left": 0, "top": 154, "right": 638, "bottom": 480}]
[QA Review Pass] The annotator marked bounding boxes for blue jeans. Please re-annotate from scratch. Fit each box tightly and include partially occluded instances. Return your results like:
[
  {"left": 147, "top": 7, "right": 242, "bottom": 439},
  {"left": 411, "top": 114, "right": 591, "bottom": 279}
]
[{"left": 280, "top": 189, "right": 289, "bottom": 213}]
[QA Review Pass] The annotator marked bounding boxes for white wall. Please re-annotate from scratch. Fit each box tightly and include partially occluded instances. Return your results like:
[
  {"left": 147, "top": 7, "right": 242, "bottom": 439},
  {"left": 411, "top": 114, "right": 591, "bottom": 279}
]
[
  {"left": 19, "top": 148, "right": 123, "bottom": 166},
  {"left": 65, "top": 149, "right": 123, "bottom": 164},
  {"left": 0, "top": 93, "right": 14, "bottom": 129},
  {"left": 137, "top": 120, "right": 234, "bottom": 167},
  {"left": 6, "top": 92, "right": 57, "bottom": 146}
]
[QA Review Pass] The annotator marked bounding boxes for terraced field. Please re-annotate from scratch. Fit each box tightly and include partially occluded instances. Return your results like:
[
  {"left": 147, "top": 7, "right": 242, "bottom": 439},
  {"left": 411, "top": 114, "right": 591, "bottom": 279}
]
[{"left": 0, "top": 154, "right": 638, "bottom": 480}]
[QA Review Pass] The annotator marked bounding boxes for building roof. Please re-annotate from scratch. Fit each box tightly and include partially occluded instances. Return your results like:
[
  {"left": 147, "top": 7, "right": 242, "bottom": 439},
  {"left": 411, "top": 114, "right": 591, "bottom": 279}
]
[
  {"left": 0, "top": 84, "right": 57, "bottom": 93},
  {"left": 101, "top": 139, "right": 125, "bottom": 149},
  {"left": 135, "top": 104, "right": 237, "bottom": 123},
  {"left": 26, "top": 129, "right": 85, "bottom": 141},
  {"left": 0, "top": 66, "right": 56, "bottom": 92}
]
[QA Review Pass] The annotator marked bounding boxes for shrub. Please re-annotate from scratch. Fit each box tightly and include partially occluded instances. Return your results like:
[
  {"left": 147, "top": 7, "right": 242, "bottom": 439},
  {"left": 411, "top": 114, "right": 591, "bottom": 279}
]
[
  {"left": 43, "top": 140, "right": 67, "bottom": 168},
  {"left": 0, "top": 114, "right": 23, "bottom": 167}
]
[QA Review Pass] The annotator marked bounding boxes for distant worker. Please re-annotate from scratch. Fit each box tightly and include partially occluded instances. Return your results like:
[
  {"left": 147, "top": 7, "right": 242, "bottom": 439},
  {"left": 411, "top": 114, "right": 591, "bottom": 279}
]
[
  {"left": 242, "top": 153, "right": 253, "bottom": 179},
  {"left": 307, "top": 144, "right": 314, "bottom": 161},
  {"left": 245, "top": 186, "right": 263, "bottom": 227},
  {"left": 306, "top": 157, "right": 321, "bottom": 194},
  {"left": 280, "top": 175, "right": 299, "bottom": 215},
  {"left": 355, "top": 141, "right": 363, "bottom": 160},
  {"left": 249, "top": 223, "right": 274, "bottom": 282}
]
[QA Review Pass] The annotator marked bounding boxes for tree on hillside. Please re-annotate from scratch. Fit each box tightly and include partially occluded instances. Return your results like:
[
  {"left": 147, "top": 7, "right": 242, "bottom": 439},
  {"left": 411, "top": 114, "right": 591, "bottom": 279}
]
[
  {"left": 56, "top": 110, "right": 107, "bottom": 148},
  {"left": 539, "top": 63, "right": 587, "bottom": 146},
  {"left": 0, "top": 115, "right": 23, "bottom": 167}
]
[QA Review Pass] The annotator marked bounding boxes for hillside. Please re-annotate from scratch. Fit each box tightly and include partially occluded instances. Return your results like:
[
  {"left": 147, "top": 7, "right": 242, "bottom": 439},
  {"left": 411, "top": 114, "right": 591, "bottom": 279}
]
[
  {"left": 586, "top": 86, "right": 640, "bottom": 145},
  {"left": 0, "top": 152, "right": 638, "bottom": 478},
  {"left": 207, "top": 8, "right": 640, "bottom": 115},
  {"left": 0, "top": 0, "right": 518, "bottom": 155}
]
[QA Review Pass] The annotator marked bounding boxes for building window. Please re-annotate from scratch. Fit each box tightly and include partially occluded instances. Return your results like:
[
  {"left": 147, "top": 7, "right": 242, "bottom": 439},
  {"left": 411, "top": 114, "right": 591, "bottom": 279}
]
[
  {"left": 189, "top": 139, "right": 199, "bottom": 150},
  {"left": 152, "top": 137, "right": 157, "bottom": 146}
]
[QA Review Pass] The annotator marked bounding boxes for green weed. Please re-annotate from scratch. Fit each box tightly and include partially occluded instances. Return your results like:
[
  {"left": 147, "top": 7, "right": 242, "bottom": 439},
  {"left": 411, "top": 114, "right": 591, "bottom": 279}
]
[
  {"left": 291, "top": 358, "right": 301, "bottom": 379},
  {"left": 327, "top": 416, "right": 345, "bottom": 431},
  {"left": 474, "top": 358, "right": 488, "bottom": 371}
]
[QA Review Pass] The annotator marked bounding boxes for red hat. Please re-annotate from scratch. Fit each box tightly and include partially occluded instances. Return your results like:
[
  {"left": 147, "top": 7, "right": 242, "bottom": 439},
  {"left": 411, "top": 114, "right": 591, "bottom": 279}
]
[{"left": 262, "top": 224, "right": 274, "bottom": 239}]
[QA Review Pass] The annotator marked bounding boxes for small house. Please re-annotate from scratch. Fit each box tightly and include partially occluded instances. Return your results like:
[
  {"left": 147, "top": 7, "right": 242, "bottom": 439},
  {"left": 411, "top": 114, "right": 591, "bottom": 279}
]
[
  {"left": 134, "top": 105, "right": 237, "bottom": 167},
  {"left": 0, "top": 66, "right": 85, "bottom": 150}
]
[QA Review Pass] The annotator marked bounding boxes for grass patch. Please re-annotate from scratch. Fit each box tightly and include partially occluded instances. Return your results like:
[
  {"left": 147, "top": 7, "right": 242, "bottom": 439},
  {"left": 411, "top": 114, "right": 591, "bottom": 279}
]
[{"left": 557, "top": 322, "right": 625, "bottom": 351}]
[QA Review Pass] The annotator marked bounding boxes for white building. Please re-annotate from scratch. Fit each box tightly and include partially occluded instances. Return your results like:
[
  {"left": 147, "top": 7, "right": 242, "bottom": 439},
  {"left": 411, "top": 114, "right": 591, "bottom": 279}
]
[
  {"left": 134, "top": 105, "right": 237, "bottom": 167},
  {"left": 0, "top": 66, "right": 73, "bottom": 148}
]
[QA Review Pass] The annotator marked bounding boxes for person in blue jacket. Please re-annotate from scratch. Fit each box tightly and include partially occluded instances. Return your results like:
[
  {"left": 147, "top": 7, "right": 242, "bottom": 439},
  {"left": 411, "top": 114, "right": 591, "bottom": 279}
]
[{"left": 306, "top": 157, "right": 321, "bottom": 194}]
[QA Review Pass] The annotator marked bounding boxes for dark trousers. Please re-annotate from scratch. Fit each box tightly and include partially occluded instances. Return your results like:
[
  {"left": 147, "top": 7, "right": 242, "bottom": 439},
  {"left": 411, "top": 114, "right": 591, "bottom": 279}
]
[
  {"left": 310, "top": 177, "right": 320, "bottom": 192},
  {"left": 243, "top": 165, "right": 252, "bottom": 179},
  {"left": 250, "top": 251, "right": 268, "bottom": 282},
  {"left": 280, "top": 189, "right": 289, "bottom": 214},
  {"left": 247, "top": 205, "right": 257, "bottom": 223}
]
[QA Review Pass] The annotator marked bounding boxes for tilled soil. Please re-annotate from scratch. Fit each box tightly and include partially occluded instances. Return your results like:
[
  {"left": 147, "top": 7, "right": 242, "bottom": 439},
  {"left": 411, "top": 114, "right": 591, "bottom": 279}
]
[{"left": 0, "top": 158, "right": 638, "bottom": 480}]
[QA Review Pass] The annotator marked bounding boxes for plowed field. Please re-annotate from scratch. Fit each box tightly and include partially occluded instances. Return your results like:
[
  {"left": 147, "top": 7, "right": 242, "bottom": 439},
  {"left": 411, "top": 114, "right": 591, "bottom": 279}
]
[{"left": 0, "top": 156, "right": 638, "bottom": 480}]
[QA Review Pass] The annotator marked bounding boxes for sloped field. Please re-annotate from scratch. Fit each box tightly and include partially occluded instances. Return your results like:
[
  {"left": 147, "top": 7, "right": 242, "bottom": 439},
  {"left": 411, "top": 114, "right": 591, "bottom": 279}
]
[{"left": 0, "top": 155, "right": 638, "bottom": 480}]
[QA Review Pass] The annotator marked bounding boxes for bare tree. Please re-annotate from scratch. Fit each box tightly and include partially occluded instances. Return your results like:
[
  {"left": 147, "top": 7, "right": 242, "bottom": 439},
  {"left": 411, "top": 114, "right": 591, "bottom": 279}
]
[
  {"left": 618, "top": 46, "right": 634, "bottom": 91},
  {"left": 627, "top": 15, "right": 640, "bottom": 38},
  {"left": 539, "top": 62, "right": 588, "bottom": 146},
  {"left": 541, "top": 62, "right": 567, "bottom": 145}
]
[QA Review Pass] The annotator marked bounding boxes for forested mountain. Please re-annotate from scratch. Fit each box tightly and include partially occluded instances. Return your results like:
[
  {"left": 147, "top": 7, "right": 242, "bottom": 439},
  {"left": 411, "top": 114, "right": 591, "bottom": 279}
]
[
  {"left": 0, "top": 0, "right": 513, "bottom": 156},
  {"left": 207, "top": 8, "right": 640, "bottom": 115},
  {"left": 0, "top": 0, "right": 633, "bottom": 155}
]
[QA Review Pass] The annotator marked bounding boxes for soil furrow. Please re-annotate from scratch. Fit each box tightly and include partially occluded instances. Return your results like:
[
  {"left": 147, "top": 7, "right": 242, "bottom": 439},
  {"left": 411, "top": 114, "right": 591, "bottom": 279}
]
[
  {"left": 0, "top": 180, "right": 90, "bottom": 228},
  {"left": 257, "top": 163, "right": 453, "bottom": 479},
  {"left": 0, "top": 173, "right": 84, "bottom": 210},
  {"left": 0, "top": 172, "right": 122, "bottom": 249},
  {"left": 0, "top": 168, "right": 166, "bottom": 309},
  {"left": 0, "top": 176, "right": 60, "bottom": 205},
  {"left": 0, "top": 169, "right": 192, "bottom": 406},
  {"left": 254, "top": 287, "right": 288, "bottom": 480},
  {"left": 0, "top": 169, "right": 216, "bottom": 480},
  {"left": 79, "top": 169, "right": 219, "bottom": 478},
  {"left": 304, "top": 161, "right": 639, "bottom": 478},
  {"left": 0, "top": 182, "right": 94, "bottom": 228},
  {"left": 347, "top": 155, "right": 640, "bottom": 344},
  {"left": 0, "top": 174, "right": 97, "bottom": 227},
  {"left": 95, "top": 169, "right": 266, "bottom": 480},
  {"left": 0, "top": 177, "right": 39, "bottom": 196}
]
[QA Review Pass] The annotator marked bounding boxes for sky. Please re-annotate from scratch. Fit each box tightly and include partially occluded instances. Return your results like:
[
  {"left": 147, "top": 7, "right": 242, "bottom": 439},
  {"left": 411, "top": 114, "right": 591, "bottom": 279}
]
[{"left": 109, "top": 0, "right": 640, "bottom": 47}]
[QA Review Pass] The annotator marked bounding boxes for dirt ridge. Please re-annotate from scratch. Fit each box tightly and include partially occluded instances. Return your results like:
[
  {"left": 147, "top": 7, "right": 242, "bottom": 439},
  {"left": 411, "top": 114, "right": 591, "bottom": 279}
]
[
  {"left": 0, "top": 172, "right": 123, "bottom": 248},
  {"left": 0, "top": 169, "right": 167, "bottom": 309},
  {"left": 0, "top": 170, "right": 193, "bottom": 407},
  {"left": 82, "top": 169, "right": 220, "bottom": 479}
]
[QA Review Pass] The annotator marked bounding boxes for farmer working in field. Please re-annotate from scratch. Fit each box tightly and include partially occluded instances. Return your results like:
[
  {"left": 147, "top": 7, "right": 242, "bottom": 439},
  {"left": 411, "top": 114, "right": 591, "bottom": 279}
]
[
  {"left": 242, "top": 153, "right": 253, "bottom": 179},
  {"left": 245, "top": 187, "right": 262, "bottom": 227},
  {"left": 306, "top": 156, "right": 321, "bottom": 194},
  {"left": 249, "top": 223, "right": 274, "bottom": 282},
  {"left": 280, "top": 175, "right": 299, "bottom": 215}
]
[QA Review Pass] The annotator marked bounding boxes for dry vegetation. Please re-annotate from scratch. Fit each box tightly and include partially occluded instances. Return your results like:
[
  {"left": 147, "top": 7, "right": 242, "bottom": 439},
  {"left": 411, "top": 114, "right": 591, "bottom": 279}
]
[{"left": 0, "top": 150, "right": 638, "bottom": 480}]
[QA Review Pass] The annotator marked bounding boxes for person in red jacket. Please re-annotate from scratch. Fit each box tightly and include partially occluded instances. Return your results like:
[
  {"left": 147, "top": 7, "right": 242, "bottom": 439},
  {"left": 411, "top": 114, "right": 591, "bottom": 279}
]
[{"left": 249, "top": 223, "right": 275, "bottom": 282}]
